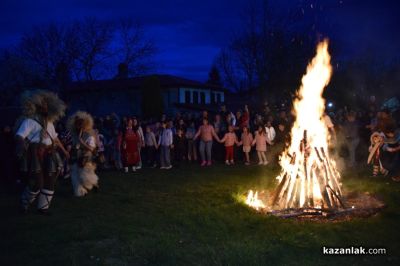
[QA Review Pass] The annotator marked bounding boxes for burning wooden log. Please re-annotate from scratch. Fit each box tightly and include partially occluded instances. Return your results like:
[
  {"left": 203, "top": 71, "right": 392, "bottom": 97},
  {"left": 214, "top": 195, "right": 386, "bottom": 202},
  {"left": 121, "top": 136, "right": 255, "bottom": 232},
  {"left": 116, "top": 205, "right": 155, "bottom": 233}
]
[
  {"left": 272, "top": 140, "right": 343, "bottom": 210},
  {"left": 326, "top": 185, "right": 345, "bottom": 208},
  {"left": 272, "top": 173, "right": 288, "bottom": 207},
  {"left": 286, "top": 175, "right": 300, "bottom": 208},
  {"left": 272, "top": 153, "right": 296, "bottom": 207},
  {"left": 314, "top": 147, "right": 334, "bottom": 208},
  {"left": 321, "top": 147, "right": 342, "bottom": 197}
]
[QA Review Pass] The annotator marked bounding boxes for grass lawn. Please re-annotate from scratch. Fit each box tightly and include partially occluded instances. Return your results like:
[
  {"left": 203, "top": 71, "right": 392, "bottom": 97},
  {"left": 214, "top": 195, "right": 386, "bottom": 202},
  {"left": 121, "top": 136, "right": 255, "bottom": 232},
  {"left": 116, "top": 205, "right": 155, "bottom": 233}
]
[{"left": 0, "top": 163, "right": 399, "bottom": 265}]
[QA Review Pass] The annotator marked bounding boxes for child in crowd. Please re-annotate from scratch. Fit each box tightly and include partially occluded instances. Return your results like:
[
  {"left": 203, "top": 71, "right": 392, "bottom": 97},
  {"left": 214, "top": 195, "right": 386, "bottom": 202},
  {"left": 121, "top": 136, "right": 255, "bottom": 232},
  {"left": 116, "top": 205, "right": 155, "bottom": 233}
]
[
  {"left": 219, "top": 125, "right": 239, "bottom": 165},
  {"left": 58, "top": 124, "right": 72, "bottom": 178},
  {"left": 177, "top": 118, "right": 186, "bottom": 131},
  {"left": 153, "top": 122, "right": 162, "bottom": 140},
  {"left": 132, "top": 118, "right": 144, "bottom": 170},
  {"left": 174, "top": 128, "right": 186, "bottom": 167},
  {"left": 252, "top": 125, "right": 272, "bottom": 165},
  {"left": 265, "top": 121, "right": 276, "bottom": 163},
  {"left": 239, "top": 105, "right": 250, "bottom": 129},
  {"left": 185, "top": 121, "right": 197, "bottom": 162},
  {"left": 168, "top": 120, "right": 176, "bottom": 135},
  {"left": 158, "top": 121, "right": 173, "bottom": 170},
  {"left": 95, "top": 129, "right": 106, "bottom": 169},
  {"left": 145, "top": 125, "right": 158, "bottom": 168},
  {"left": 265, "top": 121, "right": 276, "bottom": 143},
  {"left": 121, "top": 118, "right": 141, "bottom": 173},
  {"left": 193, "top": 118, "right": 220, "bottom": 166},
  {"left": 237, "top": 126, "right": 253, "bottom": 165},
  {"left": 109, "top": 128, "right": 123, "bottom": 170}
]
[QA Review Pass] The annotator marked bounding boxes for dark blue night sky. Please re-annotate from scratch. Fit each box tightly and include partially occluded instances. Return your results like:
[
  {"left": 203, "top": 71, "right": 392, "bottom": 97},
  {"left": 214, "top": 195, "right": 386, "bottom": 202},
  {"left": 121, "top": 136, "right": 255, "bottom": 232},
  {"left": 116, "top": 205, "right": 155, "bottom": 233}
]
[{"left": 1, "top": 0, "right": 399, "bottom": 81}]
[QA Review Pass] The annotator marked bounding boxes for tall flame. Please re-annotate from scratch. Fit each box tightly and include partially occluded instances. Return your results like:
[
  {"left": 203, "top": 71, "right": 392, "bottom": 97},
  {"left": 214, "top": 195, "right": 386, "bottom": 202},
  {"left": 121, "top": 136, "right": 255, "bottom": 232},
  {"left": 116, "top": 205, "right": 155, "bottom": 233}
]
[
  {"left": 246, "top": 39, "right": 343, "bottom": 211},
  {"left": 284, "top": 39, "right": 331, "bottom": 162}
]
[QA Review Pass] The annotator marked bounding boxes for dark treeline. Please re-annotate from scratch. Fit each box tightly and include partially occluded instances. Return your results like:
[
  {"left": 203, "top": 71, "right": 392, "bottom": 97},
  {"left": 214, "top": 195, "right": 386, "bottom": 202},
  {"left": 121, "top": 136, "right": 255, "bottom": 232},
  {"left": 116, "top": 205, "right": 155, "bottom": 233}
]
[
  {"left": 0, "top": 17, "right": 156, "bottom": 106},
  {"left": 1, "top": 0, "right": 399, "bottom": 111},
  {"left": 213, "top": 0, "right": 400, "bottom": 107}
]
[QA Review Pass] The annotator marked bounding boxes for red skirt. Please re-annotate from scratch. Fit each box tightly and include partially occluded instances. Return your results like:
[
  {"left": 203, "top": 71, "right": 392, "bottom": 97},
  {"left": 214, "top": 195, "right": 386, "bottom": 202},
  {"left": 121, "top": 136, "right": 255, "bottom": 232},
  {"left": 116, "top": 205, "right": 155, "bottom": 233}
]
[{"left": 122, "top": 131, "right": 140, "bottom": 166}]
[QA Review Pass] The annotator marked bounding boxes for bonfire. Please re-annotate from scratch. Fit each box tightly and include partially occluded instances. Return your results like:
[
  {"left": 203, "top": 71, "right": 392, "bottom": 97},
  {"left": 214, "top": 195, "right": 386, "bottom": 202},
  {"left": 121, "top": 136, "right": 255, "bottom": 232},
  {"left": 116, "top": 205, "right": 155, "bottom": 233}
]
[{"left": 245, "top": 40, "right": 383, "bottom": 219}]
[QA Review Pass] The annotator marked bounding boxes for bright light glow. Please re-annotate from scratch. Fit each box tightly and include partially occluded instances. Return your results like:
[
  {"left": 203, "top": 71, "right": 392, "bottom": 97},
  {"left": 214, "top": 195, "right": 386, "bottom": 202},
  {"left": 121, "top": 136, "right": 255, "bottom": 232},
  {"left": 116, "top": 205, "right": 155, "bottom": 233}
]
[
  {"left": 245, "top": 190, "right": 266, "bottom": 211},
  {"left": 245, "top": 40, "right": 342, "bottom": 211}
]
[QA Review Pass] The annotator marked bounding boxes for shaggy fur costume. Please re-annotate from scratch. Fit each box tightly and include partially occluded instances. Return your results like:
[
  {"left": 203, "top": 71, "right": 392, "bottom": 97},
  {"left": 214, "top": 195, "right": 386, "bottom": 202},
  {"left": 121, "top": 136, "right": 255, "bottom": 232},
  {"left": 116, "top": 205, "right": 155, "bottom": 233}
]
[{"left": 67, "top": 111, "right": 99, "bottom": 197}]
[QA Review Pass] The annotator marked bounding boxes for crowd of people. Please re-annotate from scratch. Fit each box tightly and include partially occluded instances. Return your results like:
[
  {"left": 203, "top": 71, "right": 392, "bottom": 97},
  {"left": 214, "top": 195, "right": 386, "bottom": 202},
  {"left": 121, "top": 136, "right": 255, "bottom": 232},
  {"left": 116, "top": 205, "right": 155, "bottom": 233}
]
[
  {"left": 0, "top": 90, "right": 399, "bottom": 215},
  {"left": 55, "top": 104, "right": 293, "bottom": 174},
  {"left": 53, "top": 99, "right": 399, "bottom": 176}
]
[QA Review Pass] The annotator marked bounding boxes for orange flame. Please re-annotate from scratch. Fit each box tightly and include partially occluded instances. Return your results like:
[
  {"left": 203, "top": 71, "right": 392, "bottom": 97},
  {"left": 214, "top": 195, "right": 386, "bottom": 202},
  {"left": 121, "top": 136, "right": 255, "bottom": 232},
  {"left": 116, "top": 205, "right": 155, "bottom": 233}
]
[
  {"left": 246, "top": 39, "right": 342, "bottom": 211},
  {"left": 245, "top": 190, "right": 266, "bottom": 211}
]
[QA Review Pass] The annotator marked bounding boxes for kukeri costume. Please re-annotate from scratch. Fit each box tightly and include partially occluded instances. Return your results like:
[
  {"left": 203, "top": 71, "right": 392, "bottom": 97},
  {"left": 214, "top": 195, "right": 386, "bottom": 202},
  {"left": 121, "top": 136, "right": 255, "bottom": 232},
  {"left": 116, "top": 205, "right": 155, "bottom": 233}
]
[
  {"left": 15, "top": 90, "right": 66, "bottom": 214},
  {"left": 67, "top": 111, "right": 99, "bottom": 196},
  {"left": 367, "top": 132, "right": 388, "bottom": 177}
]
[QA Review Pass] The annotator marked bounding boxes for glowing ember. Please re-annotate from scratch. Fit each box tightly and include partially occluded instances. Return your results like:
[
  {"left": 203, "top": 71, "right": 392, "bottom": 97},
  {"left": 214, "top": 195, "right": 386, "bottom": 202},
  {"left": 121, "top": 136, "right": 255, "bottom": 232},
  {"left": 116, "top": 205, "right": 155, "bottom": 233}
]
[
  {"left": 246, "top": 39, "right": 343, "bottom": 211},
  {"left": 245, "top": 190, "right": 266, "bottom": 210}
]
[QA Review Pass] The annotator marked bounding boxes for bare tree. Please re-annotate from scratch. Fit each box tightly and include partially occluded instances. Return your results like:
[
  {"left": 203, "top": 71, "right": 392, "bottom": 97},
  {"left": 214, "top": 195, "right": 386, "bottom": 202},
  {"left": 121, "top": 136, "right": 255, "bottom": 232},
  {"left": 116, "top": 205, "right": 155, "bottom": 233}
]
[
  {"left": 74, "top": 18, "right": 114, "bottom": 81},
  {"left": 206, "top": 63, "right": 222, "bottom": 87},
  {"left": 114, "top": 19, "right": 156, "bottom": 77},
  {"left": 9, "top": 17, "right": 156, "bottom": 86},
  {"left": 216, "top": 49, "right": 243, "bottom": 91},
  {"left": 215, "top": 0, "right": 318, "bottom": 98},
  {"left": 19, "top": 23, "right": 79, "bottom": 83}
]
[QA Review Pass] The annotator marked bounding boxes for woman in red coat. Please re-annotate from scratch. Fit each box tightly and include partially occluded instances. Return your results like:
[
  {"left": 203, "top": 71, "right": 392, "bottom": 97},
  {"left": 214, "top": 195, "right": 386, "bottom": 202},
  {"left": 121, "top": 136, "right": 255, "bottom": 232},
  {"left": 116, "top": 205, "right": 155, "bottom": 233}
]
[{"left": 121, "top": 118, "right": 141, "bottom": 173}]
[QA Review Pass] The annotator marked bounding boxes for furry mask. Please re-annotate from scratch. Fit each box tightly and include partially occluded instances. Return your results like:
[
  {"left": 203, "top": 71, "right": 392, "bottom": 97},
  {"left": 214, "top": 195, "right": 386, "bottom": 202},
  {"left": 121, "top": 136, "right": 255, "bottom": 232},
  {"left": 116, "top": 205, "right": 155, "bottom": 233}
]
[
  {"left": 67, "top": 111, "right": 94, "bottom": 135},
  {"left": 20, "top": 90, "right": 66, "bottom": 122}
]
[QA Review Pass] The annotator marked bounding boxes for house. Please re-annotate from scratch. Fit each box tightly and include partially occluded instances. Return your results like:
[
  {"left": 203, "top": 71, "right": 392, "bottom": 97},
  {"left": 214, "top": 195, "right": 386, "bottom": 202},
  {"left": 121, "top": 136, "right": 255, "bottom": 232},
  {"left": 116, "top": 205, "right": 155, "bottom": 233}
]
[{"left": 64, "top": 74, "right": 226, "bottom": 117}]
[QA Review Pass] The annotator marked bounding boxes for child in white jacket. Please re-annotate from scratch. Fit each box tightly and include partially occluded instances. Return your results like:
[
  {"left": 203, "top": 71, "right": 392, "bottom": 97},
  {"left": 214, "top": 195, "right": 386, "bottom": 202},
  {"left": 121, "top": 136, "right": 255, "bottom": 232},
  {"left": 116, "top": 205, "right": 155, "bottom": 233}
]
[
  {"left": 158, "top": 121, "right": 173, "bottom": 169},
  {"left": 265, "top": 121, "right": 276, "bottom": 143}
]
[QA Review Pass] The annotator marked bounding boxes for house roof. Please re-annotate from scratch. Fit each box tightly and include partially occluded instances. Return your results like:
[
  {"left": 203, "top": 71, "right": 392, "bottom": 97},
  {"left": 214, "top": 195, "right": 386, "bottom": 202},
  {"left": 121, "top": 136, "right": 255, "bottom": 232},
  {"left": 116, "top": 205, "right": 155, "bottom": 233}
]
[{"left": 66, "top": 74, "right": 226, "bottom": 92}]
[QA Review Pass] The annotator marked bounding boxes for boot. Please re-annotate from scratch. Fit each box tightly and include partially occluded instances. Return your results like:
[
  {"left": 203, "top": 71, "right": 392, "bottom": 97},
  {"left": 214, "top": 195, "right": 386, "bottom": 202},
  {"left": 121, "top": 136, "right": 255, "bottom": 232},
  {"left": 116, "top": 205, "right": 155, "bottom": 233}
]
[
  {"left": 37, "top": 189, "right": 54, "bottom": 215},
  {"left": 381, "top": 167, "right": 389, "bottom": 176},
  {"left": 20, "top": 187, "right": 39, "bottom": 214}
]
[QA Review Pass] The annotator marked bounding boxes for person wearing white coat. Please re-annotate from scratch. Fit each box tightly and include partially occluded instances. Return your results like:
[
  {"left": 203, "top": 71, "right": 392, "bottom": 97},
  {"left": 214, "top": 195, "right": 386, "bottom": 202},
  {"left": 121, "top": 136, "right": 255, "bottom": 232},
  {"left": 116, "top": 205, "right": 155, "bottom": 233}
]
[{"left": 265, "top": 121, "right": 276, "bottom": 143}]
